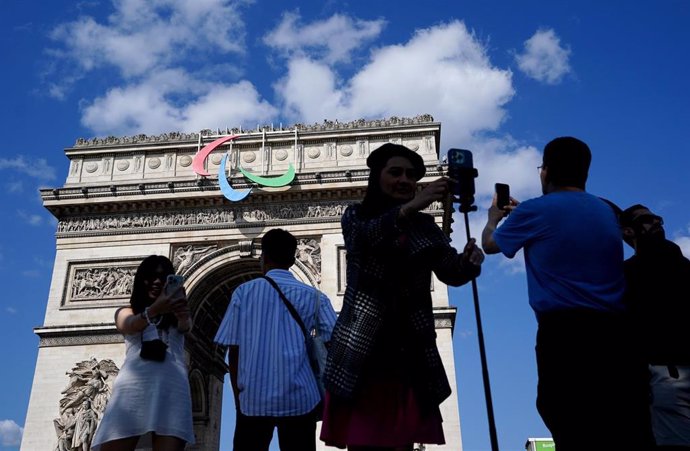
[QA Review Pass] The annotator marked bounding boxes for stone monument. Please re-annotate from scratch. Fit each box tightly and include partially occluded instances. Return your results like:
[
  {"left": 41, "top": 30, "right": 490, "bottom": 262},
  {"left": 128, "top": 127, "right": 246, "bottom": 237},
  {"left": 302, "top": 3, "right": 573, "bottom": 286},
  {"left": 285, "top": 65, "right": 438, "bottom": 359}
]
[{"left": 21, "top": 115, "right": 464, "bottom": 450}]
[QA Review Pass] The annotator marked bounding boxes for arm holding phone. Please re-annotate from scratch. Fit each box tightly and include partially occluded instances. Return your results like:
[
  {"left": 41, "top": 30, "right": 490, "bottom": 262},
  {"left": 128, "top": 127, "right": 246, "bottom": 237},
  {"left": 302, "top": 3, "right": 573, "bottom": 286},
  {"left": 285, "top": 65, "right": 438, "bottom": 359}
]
[
  {"left": 116, "top": 275, "right": 188, "bottom": 335},
  {"left": 482, "top": 184, "right": 519, "bottom": 254}
]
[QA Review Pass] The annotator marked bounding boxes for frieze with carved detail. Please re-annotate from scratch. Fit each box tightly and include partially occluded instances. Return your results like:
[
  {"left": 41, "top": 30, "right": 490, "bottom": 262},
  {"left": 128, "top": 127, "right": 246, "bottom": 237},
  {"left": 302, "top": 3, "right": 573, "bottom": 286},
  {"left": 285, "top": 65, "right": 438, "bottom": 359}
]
[{"left": 57, "top": 202, "right": 355, "bottom": 234}]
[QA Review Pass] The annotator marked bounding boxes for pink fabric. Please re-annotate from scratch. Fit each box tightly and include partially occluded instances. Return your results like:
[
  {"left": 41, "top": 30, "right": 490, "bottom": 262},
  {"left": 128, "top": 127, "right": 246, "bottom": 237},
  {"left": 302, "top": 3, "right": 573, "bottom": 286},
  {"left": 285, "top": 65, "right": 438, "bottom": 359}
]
[{"left": 319, "top": 376, "right": 445, "bottom": 448}]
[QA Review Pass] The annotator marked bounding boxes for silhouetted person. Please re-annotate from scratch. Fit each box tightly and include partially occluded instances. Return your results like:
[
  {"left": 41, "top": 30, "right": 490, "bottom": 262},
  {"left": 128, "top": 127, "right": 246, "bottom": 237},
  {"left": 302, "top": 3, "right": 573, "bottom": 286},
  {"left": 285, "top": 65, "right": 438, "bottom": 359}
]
[
  {"left": 214, "top": 228, "right": 337, "bottom": 451},
  {"left": 621, "top": 204, "right": 690, "bottom": 449},
  {"left": 482, "top": 137, "right": 653, "bottom": 450},
  {"left": 320, "top": 143, "right": 484, "bottom": 450}
]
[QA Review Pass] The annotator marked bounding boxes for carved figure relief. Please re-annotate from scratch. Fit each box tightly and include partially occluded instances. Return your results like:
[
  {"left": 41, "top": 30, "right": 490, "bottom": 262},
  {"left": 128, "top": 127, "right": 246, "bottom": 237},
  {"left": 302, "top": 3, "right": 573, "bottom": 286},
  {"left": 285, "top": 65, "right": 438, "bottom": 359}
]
[
  {"left": 54, "top": 359, "right": 119, "bottom": 451},
  {"left": 173, "top": 245, "right": 217, "bottom": 274},
  {"left": 296, "top": 238, "right": 321, "bottom": 282},
  {"left": 57, "top": 202, "right": 352, "bottom": 234},
  {"left": 84, "top": 162, "right": 98, "bottom": 173},
  {"left": 70, "top": 266, "right": 136, "bottom": 301}
]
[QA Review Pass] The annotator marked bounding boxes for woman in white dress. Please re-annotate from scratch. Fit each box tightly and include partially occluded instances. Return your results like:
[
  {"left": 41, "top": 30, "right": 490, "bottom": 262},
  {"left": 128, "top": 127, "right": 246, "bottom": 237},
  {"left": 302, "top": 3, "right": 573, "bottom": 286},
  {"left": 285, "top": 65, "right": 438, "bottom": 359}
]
[{"left": 91, "top": 255, "right": 195, "bottom": 451}]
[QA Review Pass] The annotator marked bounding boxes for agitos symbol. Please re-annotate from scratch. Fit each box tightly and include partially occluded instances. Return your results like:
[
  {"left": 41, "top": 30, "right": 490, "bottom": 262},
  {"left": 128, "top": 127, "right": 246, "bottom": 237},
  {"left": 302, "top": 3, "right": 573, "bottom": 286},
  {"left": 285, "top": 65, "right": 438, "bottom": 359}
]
[{"left": 192, "top": 135, "right": 296, "bottom": 202}]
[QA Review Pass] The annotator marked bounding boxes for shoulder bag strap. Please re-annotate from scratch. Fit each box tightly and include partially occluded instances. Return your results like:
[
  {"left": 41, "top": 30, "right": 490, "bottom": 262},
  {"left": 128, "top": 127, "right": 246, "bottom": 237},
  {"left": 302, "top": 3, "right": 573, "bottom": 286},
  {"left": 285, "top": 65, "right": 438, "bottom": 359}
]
[
  {"left": 260, "top": 275, "right": 308, "bottom": 339},
  {"left": 313, "top": 288, "right": 321, "bottom": 338}
]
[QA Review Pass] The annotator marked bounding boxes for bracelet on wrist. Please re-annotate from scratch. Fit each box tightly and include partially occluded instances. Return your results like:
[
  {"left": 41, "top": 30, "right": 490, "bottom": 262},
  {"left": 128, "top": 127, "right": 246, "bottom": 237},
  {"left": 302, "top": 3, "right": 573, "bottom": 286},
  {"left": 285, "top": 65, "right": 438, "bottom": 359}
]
[{"left": 143, "top": 307, "right": 162, "bottom": 326}]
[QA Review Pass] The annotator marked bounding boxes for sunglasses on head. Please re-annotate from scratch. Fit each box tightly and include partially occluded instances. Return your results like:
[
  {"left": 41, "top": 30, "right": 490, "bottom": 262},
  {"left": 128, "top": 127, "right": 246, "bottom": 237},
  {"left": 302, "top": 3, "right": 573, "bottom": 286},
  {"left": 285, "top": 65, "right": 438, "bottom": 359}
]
[{"left": 633, "top": 214, "right": 663, "bottom": 226}]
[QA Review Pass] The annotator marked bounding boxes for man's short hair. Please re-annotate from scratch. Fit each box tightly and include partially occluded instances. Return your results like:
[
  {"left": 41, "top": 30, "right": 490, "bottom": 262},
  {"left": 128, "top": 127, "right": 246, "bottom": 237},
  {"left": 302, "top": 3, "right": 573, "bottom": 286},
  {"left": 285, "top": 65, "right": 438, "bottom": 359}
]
[
  {"left": 619, "top": 204, "right": 649, "bottom": 228},
  {"left": 261, "top": 228, "right": 297, "bottom": 267},
  {"left": 542, "top": 137, "right": 592, "bottom": 189}
]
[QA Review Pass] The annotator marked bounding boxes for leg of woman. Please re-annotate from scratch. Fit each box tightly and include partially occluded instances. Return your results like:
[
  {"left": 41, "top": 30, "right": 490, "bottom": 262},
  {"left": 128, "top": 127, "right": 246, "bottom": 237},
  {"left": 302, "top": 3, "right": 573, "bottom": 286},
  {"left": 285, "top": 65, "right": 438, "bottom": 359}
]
[
  {"left": 97, "top": 435, "right": 140, "bottom": 451},
  {"left": 152, "top": 434, "right": 187, "bottom": 451}
]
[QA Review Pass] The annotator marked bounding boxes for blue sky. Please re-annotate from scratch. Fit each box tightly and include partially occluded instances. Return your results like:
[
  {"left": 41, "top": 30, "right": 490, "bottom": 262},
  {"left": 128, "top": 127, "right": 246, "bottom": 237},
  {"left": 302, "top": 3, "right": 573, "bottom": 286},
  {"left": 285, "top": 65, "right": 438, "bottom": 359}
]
[{"left": 1, "top": 1, "right": 689, "bottom": 450}]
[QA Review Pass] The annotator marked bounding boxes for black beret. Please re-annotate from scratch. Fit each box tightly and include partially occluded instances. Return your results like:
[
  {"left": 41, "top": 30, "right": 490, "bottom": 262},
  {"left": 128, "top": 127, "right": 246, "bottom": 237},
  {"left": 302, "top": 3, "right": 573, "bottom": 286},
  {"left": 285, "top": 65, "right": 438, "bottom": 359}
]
[{"left": 366, "top": 143, "right": 426, "bottom": 180}]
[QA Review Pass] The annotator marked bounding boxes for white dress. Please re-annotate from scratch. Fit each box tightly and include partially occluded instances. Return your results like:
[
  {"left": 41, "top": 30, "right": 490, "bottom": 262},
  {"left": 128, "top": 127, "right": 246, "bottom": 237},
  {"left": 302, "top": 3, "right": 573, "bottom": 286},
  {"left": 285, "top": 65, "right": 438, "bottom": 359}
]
[{"left": 91, "top": 326, "right": 195, "bottom": 450}]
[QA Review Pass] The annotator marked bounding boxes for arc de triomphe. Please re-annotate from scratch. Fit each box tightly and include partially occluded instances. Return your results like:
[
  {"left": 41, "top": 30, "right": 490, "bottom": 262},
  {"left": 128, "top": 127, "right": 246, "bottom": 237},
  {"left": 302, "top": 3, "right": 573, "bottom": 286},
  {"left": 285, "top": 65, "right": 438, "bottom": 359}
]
[{"left": 21, "top": 115, "right": 464, "bottom": 450}]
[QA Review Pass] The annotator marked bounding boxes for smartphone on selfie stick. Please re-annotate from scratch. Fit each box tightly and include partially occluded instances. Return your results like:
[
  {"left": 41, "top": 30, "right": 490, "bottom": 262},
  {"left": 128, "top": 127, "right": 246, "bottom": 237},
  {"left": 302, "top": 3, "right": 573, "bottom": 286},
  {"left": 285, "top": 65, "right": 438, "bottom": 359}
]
[{"left": 447, "top": 149, "right": 500, "bottom": 451}]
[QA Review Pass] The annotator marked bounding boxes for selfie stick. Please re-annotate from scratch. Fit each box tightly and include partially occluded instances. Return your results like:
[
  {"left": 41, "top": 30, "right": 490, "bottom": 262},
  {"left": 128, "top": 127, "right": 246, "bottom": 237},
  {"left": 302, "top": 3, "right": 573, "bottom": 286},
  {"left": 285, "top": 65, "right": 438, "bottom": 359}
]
[{"left": 447, "top": 149, "right": 499, "bottom": 451}]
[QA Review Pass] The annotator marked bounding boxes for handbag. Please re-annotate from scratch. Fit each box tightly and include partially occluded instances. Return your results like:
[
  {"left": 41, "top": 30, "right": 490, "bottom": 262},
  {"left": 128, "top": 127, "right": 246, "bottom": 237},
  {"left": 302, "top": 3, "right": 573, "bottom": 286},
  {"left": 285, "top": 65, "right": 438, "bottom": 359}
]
[
  {"left": 261, "top": 276, "right": 327, "bottom": 402},
  {"left": 140, "top": 324, "right": 167, "bottom": 361}
]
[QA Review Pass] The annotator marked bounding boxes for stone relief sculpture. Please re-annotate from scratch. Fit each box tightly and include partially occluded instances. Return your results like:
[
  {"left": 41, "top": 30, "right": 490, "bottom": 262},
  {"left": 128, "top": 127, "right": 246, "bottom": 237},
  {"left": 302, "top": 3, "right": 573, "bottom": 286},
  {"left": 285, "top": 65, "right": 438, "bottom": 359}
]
[
  {"left": 173, "top": 244, "right": 217, "bottom": 274},
  {"left": 70, "top": 267, "right": 136, "bottom": 301},
  {"left": 58, "top": 202, "right": 353, "bottom": 234},
  {"left": 54, "top": 359, "right": 119, "bottom": 451},
  {"left": 296, "top": 238, "right": 321, "bottom": 282}
]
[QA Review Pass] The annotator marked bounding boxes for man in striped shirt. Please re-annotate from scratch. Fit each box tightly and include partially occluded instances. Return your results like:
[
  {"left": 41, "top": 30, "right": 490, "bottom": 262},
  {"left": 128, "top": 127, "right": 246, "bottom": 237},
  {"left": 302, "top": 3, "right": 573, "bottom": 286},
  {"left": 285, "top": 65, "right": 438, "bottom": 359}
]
[{"left": 214, "top": 228, "right": 337, "bottom": 451}]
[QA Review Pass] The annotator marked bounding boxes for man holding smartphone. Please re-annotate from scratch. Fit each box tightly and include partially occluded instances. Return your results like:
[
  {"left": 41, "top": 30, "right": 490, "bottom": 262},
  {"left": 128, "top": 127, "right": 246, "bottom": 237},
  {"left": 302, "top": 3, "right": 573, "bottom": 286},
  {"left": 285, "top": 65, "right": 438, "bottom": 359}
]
[{"left": 481, "top": 137, "right": 653, "bottom": 450}]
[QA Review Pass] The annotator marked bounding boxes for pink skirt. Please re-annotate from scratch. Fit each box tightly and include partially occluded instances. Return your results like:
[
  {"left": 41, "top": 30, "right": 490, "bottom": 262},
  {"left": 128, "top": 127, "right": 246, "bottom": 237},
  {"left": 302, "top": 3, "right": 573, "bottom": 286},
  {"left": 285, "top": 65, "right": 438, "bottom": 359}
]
[{"left": 319, "top": 376, "right": 445, "bottom": 448}]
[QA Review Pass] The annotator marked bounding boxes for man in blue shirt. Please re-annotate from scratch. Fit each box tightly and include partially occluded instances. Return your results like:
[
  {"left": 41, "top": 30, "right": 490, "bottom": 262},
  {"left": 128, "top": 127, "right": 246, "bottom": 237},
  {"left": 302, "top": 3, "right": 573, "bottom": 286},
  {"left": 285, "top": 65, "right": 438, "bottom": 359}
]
[
  {"left": 214, "top": 228, "right": 337, "bottom": 451},
  {"left": 481, "top": 137, "right": 653, "bottom": 450}
]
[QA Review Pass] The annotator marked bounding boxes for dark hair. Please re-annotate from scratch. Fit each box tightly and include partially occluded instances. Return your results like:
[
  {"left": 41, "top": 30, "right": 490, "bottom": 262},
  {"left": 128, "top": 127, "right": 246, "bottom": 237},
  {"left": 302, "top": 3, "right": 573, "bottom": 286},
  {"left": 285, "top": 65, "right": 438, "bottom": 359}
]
[
  {"left": 542, "top": 137, "right": 591, "bottom": 189},
  {"left": 619, "top": 204, "right": 649, "bottom": 228},
  {"left": 261, "top": 229, "right": 297, "bottom": 267},
  {"left": 130, "top": 255, "right": 177, "bottom": 329},
  {"left": 360, "top": 143, "right": 426, "bottom": 217}
]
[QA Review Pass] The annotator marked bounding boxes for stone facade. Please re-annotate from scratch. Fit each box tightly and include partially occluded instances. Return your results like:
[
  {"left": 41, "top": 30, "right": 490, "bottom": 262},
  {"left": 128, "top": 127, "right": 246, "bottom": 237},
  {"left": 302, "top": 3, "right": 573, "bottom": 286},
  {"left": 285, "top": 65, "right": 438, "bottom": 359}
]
[{"left": 22, "top": 115, "right": 464, "bottom": 451}]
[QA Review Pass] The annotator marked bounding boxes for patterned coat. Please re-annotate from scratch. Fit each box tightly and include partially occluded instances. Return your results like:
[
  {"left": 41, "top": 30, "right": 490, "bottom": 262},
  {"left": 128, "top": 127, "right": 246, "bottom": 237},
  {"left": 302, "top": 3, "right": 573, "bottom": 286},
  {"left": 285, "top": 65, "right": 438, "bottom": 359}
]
[{"left": 323, "top": 203, "right": 480, "bottom": 406}]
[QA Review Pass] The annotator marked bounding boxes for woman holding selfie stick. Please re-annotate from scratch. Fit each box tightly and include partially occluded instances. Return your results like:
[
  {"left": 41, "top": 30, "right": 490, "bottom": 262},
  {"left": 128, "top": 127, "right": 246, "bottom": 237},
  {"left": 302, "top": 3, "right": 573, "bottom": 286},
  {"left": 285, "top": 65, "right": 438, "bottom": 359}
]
[
  {"left": 91, "top": 255, "right": 195, "bottom": 451},
  {"left": 320, "top": 144, "right": 484, "bottom": 450}
]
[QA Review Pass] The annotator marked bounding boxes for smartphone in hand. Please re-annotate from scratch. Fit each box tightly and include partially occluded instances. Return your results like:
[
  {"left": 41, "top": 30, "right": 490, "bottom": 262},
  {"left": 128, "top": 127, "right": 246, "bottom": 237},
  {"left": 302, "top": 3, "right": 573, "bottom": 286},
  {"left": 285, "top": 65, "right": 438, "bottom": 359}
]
[
  {"left": 495, "top": 183, "right": 510, "bottom": 210},
  {"left": 165, "top": 274, "right": 184, "bottom": 296}
]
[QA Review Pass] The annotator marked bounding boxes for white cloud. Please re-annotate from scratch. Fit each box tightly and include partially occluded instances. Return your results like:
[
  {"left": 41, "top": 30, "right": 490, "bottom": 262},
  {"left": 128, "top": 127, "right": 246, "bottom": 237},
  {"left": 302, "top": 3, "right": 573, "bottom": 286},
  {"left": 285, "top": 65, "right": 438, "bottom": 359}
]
[
  {"left": 515, "top": 28, "right": 571, "bottom": 84},
  {"left": 50, "top": 0, "right": 248, "bottom": 79},
  {"left": 275, "top": 21, "right": 514, "bottom": 148},
  {"left": 676, "top": 235, "right": 690, "bottom": 259},
  {"left": 0, "top": 156, "right": 57, "bottom": 181},
  {"left": 0, "top": 419, "right": 23, "bottom": 447},
  {"left": 264, "top": 11, "right": 385, "bottom": 64},
  {"left": 17, "top": 210, "right": 45, "bottom": 226},
  {"left": 5, "top": 307, "right": 17, "bottom": 314},
  {"left": 81, "top": 71, "right": 277, "bottom": 136}
]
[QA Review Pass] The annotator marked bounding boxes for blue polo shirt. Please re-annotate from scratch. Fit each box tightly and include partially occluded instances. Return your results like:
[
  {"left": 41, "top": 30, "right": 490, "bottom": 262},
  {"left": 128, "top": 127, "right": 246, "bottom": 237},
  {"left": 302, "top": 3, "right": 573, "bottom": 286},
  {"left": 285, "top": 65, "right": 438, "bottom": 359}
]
[
  {"left": 493, "top": 191, "right": 626, "bottom": 315},
  {"left": 214, "top": 269, "right": 337, "bottom": 416}
]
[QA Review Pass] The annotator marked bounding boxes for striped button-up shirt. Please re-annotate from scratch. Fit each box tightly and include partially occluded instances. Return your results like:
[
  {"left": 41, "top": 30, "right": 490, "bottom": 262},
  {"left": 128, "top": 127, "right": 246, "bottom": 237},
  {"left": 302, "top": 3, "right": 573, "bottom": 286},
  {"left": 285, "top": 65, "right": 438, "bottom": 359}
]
[{"left": 214, "top": 269, "right": 337, "bottom": 416}]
